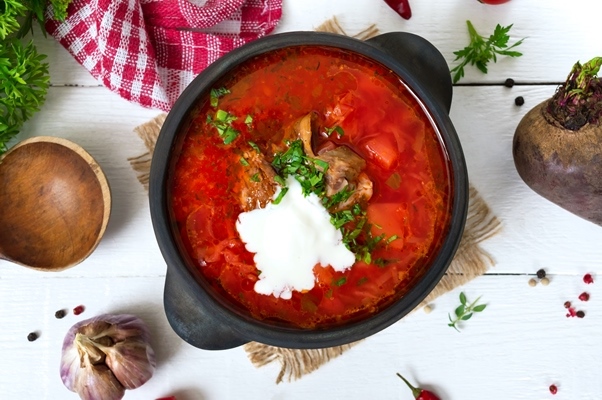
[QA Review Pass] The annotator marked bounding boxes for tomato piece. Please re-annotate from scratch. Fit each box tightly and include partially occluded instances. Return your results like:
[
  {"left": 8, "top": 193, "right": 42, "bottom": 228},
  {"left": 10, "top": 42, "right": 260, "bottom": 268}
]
[{"left": 363, "top": 136, "right": 399, "bottom": 171}]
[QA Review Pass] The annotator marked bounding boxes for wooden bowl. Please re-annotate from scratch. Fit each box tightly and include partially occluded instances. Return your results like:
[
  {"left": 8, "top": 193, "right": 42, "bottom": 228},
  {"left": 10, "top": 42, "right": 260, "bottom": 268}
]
[{"left": 0, "top": 137, "right": 111, "bottom": 271}]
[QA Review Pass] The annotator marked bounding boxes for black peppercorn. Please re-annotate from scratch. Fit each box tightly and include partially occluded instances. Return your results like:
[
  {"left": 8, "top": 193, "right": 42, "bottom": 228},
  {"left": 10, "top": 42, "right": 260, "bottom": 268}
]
[
  {"left": 504, "top": 78, "right": 515, "bottom": 88},
  {"left": 536, "top": 269, "right": 546, "bottom": 279},
  {"left": 576, "top": 310, "right": 585, "bottom": 318},
  {"left": 55, "top": 309, "right": 67, "bottom": 319},
  {"left": 27, "top": 332, "right": 39, "bottom": 342},
  {"left": 515, "top": 96, "right": 525, "bottom": 106}
]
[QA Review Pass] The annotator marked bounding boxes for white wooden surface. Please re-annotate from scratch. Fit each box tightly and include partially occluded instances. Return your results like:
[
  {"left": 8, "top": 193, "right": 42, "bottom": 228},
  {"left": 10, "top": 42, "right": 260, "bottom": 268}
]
[{"left": 2, "top": 0, "right": 602, "bottom": 399}]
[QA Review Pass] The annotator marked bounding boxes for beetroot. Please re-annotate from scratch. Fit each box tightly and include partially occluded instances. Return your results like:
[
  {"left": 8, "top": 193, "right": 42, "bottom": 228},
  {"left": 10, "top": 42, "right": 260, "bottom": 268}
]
[{"left": 513, "top": 57, "right": 602, "bottom": 226}]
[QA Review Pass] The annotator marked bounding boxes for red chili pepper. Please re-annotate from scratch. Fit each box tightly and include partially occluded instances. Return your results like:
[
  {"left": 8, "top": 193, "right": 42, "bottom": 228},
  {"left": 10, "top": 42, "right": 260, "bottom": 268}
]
[
  {"left": 397, "top": 373, "right": 441, "bottom": 400},
  {"left": 384, "top": 0, "right": 412, "bottom": 20}
]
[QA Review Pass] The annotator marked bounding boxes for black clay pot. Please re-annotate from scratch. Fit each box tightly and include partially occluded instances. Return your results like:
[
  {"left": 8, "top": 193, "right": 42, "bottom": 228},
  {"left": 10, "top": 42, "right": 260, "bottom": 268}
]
[{"left": 150, "top": 31, "right": 468, "bottom": 350}]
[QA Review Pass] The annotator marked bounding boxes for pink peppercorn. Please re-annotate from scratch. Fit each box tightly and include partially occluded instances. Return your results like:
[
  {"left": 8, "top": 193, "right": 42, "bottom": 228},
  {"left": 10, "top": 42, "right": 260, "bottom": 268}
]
[
  {"left": 549, "top": 384, "right": 558, "bottom": 394},
  {"left": 73, "top": 305, "right": 85, "bottom": 315},
  {"left": 566, "top": 307, "right": 577, "bottom": 318},
  {"left": 579, "top": 292, "right": 590, "bottom": 301},
  {"left": 583, "top": 273, "right": 594, "bottom": 284}
]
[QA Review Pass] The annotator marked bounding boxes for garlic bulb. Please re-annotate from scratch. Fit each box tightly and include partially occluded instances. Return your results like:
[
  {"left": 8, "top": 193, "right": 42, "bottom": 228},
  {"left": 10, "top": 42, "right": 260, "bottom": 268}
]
[{"left": 60, "top": 314, "right": 156, "bottom": 400}]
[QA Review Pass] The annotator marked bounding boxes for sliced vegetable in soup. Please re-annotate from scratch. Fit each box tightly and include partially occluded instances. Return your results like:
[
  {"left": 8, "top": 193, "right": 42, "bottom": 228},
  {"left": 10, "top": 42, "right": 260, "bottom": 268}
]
[{"left": 170, "top": 45, "right": 453, "bottom": 329}]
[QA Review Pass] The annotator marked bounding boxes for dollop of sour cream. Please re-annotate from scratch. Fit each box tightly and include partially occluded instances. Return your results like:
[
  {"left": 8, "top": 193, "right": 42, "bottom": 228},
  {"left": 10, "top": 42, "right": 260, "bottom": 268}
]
[{"left": 236, "top": 176, "right": 355, "bottom": 299}]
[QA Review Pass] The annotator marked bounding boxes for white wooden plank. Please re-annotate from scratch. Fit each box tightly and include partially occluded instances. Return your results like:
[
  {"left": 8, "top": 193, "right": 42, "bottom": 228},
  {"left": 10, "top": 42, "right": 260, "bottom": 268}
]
[
  {"left": 34, "top": 0, "right": 602, "bottom": 86},
  {"left": 0, "top": 274, "right": 599, "bottom": 399}
]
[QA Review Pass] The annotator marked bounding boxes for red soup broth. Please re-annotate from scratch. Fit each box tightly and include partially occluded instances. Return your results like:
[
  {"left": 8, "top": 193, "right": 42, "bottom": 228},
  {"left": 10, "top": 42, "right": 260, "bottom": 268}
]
[{"left": 170, "top": 45, "right": 453, "bottom": 329}]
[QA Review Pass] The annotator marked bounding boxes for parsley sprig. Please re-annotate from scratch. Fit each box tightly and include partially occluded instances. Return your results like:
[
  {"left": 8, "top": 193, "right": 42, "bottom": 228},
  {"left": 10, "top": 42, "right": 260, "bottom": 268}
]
[
  {"left": 448, "top": 291, "right": 487, "bottom": 332},
  {"left": 0, "top": 0, "right": 73, "bottom": 154},
  {"left": 450, "top": 20, "right": 525, "bottom": 84}
]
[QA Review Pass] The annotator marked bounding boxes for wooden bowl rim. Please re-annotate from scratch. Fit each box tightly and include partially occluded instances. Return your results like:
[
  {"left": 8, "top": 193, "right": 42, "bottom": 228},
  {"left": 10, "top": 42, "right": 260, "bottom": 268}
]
[{"left": 1, "top": 136, "right": 112, "bottom": 271}]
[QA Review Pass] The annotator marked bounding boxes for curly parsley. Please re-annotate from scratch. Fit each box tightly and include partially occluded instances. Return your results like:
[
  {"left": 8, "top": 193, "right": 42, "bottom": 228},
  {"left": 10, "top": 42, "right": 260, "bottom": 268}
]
[{"left": 0, "top": 0, "right": 73, "bottom": 154}]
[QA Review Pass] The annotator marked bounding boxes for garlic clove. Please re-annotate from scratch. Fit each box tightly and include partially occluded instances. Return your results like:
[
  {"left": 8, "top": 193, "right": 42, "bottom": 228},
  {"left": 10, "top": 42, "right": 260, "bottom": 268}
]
[
  {"left": 100, "top": 314, "right": 152, "bottom": 343},
  {"left": 74, "top": 363, "right": 125, "bottom": 400},
  {"left": 61, "top": 338, "right": 82, "bottom": 391},
  {"left": 103, "top": 337, "right": 156, "bottom": 389}
]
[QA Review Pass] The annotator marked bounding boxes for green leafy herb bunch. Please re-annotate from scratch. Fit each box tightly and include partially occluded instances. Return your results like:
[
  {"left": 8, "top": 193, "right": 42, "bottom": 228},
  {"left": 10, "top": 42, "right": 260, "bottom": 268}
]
[{"left": 0, "top": 0, "right": 72, "bottom": 154}]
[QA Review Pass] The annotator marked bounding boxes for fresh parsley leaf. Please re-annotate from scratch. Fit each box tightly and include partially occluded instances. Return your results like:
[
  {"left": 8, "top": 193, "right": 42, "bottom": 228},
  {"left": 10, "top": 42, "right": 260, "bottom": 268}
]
[
  {"left": 271, "top": 140, "right": 326, "bottom": 197},
  {"left": 0, "top": 1, "right": 27, "bottom": 40},
  {"left": 273, "top": 175, "right": 286, "bottom": 186},
  {"left": 356, "top": 277, "right": 368, "bottom": 286},
  {"left": 0, "top": 38, "right": 49, "bottom": 153},
  {"left": 239, "top": 157, "right": 249, "bottom": 166},
  {"left": 250, "top": 173, "right": 261, "bottom": 182},
  {"left": 207, "top": 109, "right": 240, "bottom": 144},
  {"left": 330, "top": 209, "right": 354, "bottom": 229},
  {"left": 447, "top": 292, "right": 487, "bottom": 332},
  {"left": 244, "top": 114, "right": 253, "bottom": 127},
  {"left": 0, "top": 0, "right": 73, "bottom": 154},
  {"left": 324, "top": 125, "right": 344, "bottom": 137},
  {"left": 332, "top": 276, "right": 347, "bottom": 287},
  {"left": 210, "top": 87, "right": 230, "bottom": 107},
  {"left": 450, "top": 20, "right": 525, "bottom": 84},
  {"left": 248, "top": 141, "right": 261, "bottom": 153},
  {"left": 272, "top": 187, "right": 288, "bottom": 205}
]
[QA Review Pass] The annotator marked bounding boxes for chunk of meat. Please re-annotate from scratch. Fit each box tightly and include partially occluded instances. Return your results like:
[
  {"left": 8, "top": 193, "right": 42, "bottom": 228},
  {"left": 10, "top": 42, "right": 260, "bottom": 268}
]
[
  {"left": 271, "top": 112, "right": 317, "bottom": 157},
  {"left": 330, "top": 172, "right": 373, "bottom": 213},
  {"left": 316, "top": 146, "right": 366, "bottom": 197},
  {"left": 238, "top": 149, "right": 278, "bottom": 211}
]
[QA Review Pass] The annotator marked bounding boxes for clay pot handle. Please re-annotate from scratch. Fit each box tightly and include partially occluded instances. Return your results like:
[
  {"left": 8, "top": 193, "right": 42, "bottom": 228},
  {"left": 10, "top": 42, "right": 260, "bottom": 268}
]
[
  {"left": 367, "top": 32, "right": 453, "bottom": 114},
  {"left": 163, "top": 268, "right": 248, "bottom": 350}
]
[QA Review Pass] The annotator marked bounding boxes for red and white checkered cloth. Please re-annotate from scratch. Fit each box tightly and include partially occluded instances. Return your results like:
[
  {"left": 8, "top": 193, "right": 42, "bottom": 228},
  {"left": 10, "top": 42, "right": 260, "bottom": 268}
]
[{"left": 45, "top": 0, "right": 283, "bottom": 111}]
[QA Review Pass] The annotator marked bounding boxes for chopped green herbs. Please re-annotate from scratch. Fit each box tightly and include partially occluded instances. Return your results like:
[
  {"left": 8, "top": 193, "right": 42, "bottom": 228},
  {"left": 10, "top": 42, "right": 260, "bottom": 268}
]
[
  {"left": 386, "top": 235, "right": 399, "bottom": 245},
  {"left": 323, "top": 186, "right": 352, "bottom": 209},
  {"left": 272, "top": 187, "right": 289, "bottom": 205},
  {"left": 244, "top": 114, "right": 253, "bottom": 127},
  {"left": 248, "top": 141, "right": 261, "bottom": 153},
  {"left": 356, "top": 277, "right": 368, "bottom": 286},
  {"left": 250, "top": 173, "right": 261, "bottom": 182},
  {"left": 333, "top": 276, "right": 347, "bottom": 287},
  {"left": 325, "top": 125, "right": 344, "bottom": 137},
  {"left": 207, "top": 109, "right": 240, "bottom": 144},
  {"left": 240, "top": 157, "right": 249, "bottom": 166},
  {"left": 271, "top": 139, "right": 327, "bottom": 197},
  {"left": 374, "top": 258, "right": 387, "bottom": 268},
  {"left": 330, "top": 209, "right": 354, "bottom": 230},
  {"left": 210, "top": 87, "right": 230, "bottom": 107}
]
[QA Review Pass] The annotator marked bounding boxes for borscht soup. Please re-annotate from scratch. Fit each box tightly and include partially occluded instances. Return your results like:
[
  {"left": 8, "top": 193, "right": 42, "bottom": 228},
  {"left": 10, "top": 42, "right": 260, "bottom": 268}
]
[{"left": 170, "top": 45, "right": 453, "bottom": 329}]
